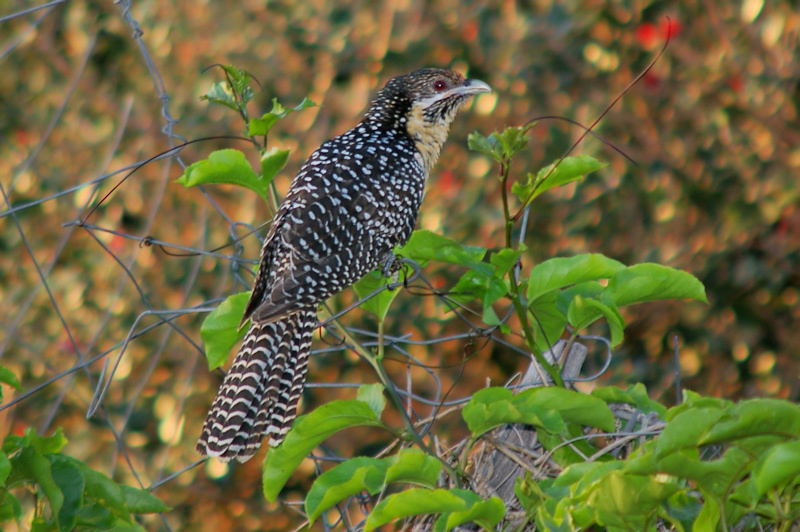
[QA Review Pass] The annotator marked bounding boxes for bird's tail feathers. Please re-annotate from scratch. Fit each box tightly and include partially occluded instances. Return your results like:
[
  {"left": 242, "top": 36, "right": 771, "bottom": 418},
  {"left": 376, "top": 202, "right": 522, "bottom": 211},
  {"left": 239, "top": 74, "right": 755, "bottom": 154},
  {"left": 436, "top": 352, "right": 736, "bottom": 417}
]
[{"left": 197, "top": 307, "right": 316, "bottom": 463}]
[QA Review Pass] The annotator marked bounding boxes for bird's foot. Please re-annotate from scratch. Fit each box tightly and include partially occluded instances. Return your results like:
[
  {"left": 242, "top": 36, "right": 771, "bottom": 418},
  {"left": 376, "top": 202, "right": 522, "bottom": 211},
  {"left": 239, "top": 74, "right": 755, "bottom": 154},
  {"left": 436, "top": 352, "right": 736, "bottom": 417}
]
[
  {"left": 380, "top": 253, "right": 403, "bottom": 288},
  {"left": 381, "top": 253, "right": 403, "bottom": 277}
]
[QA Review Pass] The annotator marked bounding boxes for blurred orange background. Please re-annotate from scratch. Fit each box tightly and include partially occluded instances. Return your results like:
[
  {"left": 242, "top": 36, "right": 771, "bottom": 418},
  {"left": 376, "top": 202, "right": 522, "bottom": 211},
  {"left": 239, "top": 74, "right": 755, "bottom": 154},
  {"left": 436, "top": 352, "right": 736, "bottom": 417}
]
[{"left": 1, "top": 0, "right": 798, "bottom": 529}]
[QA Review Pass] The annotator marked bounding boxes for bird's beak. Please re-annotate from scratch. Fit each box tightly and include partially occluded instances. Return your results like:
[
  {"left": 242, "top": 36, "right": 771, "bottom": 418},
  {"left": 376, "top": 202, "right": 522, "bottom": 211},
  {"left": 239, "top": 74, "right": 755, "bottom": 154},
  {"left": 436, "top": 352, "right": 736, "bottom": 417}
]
[{"left": 454, "top": 78, "right": 492, "bottom": 96}]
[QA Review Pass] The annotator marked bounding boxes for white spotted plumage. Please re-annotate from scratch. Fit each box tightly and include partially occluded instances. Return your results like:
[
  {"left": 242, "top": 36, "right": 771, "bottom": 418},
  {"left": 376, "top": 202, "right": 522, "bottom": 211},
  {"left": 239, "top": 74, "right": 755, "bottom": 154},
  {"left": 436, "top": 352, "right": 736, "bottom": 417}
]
[{"left": 197, "top": 68, "right": 490, "bottom": 463}]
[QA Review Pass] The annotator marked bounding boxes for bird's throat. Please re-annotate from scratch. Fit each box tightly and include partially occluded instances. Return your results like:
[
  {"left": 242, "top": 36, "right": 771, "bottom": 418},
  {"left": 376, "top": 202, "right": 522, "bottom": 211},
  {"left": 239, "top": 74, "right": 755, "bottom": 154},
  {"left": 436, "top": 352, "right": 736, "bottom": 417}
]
[{"left": 405, "top": 104, "right": 451, "bottom": 175}]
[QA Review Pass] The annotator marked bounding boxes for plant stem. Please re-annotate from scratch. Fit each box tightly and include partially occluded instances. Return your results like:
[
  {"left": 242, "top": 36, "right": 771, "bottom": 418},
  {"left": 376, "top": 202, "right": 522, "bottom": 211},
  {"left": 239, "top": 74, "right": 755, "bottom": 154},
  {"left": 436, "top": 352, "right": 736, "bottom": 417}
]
[
  {"left": 332, "top": 317, "right": 463, "bottom": 488},
  {"left": 498, "top": 158, "right": 513, "bottom": 250},
  {"left": 507, "top": 273, "right": 564, "bottom": 387},
  {"left": 717, "top": 496, "right": 728, "bottom": 532},
  {"left": 498, "top": 149, "right": 564, "bottom": 387}
]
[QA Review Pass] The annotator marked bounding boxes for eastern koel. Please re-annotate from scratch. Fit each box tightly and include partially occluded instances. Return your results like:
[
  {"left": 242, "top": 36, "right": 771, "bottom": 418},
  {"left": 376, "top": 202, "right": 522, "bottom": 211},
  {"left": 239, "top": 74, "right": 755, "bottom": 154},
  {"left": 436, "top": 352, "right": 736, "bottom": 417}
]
[{"left": 197, "top": 68, "right": 491, "bottom": 463}]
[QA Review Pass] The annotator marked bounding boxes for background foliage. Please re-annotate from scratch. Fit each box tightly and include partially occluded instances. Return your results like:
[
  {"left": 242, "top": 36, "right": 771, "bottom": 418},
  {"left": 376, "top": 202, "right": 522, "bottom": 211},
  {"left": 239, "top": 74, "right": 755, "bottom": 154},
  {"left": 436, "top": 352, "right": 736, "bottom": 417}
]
[{"left": 1, "top": 0, "right": 798, "bottom": 530}]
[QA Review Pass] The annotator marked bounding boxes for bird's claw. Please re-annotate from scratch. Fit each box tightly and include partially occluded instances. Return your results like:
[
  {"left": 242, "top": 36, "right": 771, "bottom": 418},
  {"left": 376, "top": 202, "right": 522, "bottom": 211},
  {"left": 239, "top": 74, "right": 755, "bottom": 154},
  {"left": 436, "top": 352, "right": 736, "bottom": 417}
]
[
  {"left": 381, "top": 254, "right": 403, "bottom": 277},
  {"left": 381, "top": 254, "right": 403, "bottom": 288}
]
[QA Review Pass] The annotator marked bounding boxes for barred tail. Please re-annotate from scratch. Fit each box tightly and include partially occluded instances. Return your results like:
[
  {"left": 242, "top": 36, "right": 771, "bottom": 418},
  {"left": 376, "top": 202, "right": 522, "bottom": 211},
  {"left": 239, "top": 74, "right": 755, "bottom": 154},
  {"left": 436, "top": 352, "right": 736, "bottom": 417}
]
[{"left": 196, "top": 307, "right": 317, "bottom": 463}]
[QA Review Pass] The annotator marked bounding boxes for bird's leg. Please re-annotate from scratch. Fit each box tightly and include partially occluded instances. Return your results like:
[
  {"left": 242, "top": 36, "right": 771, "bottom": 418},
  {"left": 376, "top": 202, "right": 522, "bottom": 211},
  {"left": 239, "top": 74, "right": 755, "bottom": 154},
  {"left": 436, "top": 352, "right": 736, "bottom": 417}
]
[{"left": 379, "top": 251, "right": 403, "bottom": 287}]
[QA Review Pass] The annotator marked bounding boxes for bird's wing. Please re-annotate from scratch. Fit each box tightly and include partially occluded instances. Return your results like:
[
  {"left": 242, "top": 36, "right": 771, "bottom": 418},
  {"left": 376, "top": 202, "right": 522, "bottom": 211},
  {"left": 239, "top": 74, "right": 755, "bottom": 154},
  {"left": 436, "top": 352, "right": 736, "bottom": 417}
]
[{"left": 247, "top": 152, "right": 405, "bottom": 324}]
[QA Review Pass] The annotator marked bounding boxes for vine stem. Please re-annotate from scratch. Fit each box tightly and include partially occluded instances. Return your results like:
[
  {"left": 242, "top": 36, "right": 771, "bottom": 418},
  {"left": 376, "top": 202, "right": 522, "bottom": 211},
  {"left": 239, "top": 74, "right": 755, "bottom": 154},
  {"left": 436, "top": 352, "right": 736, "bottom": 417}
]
[
  {"left": 328, "top": 314, "right": 463, "bottom": 488},
  {"left": 507, "top": 272, "right": 564, "bottom": 387},
  {"left": 498, "top": 156, "right": 514, "bottom": 250},
  {"left": 498, "top": 148, "right": 564, "bottom": 387}
]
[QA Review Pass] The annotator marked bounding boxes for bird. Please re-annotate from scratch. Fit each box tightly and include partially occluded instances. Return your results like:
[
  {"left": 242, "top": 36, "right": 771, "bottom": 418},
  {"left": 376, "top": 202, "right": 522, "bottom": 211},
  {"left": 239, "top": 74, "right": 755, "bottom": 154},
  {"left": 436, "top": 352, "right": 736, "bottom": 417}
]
[{"left": 197, "top": 68, "right": 491, "bottom": 463}]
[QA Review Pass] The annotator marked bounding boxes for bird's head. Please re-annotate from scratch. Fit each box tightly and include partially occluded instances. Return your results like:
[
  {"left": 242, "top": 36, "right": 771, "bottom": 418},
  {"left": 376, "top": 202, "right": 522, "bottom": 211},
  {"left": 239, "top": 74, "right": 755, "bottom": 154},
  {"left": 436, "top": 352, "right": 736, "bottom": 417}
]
[
  {"left": 366, "top": 68, "right": 492, "bottom": 173},
  {"left": 399, "top": 68, "right": 491, "bottom": 124},
  {"left": 369, "top": 68, "right": 491, "bottom": 128}
]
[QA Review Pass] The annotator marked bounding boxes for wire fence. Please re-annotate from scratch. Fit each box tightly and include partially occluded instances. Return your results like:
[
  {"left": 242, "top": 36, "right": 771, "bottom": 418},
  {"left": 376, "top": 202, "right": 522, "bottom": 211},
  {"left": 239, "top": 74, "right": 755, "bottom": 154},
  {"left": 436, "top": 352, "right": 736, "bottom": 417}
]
[{"left": 0, "top": 2, "right": 630, "bottom": 530}]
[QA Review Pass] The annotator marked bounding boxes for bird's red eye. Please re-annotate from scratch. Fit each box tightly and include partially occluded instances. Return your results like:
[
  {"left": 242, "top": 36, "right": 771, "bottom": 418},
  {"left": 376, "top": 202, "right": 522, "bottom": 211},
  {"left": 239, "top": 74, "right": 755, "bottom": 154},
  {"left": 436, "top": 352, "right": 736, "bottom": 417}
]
[{"left": 433, "top": 79, "right": 447, "bottom": 91}]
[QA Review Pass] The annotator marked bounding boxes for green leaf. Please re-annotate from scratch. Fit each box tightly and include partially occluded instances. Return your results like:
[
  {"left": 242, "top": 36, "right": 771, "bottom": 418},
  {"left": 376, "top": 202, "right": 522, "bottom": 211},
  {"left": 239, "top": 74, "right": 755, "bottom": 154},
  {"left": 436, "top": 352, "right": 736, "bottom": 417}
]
[
  {"left": 247, "top": 97, "right": 317, "bottom": 137},
  {"left": 527, "top": 254, "right": 626, "bottom": 303},
  {"left": 481, "top": 304, "right": 504, "bottom": 328},
  {"left": 200, "top": 81, "right": 239, "bottom": 111},
  {"left": 751, "top": 440, "right": 800, "bottom": 497},
  {"left": 536, "top": 424, "right": 604, "bottom": 467},
  {"left": 220, "top": 65, "right": 254, "bottom": 104},
  {"left": 306, "top": 457, "right": 389, "bottom": 524},
  {"left": 692, "top": 496, "right": 721, "bottom": 531},
  {"left": 19, "top": 428, "right": 68, "bottom": 455},
  {"left": 263, "top": 400, "right": 386, "bottom": 502},
  {"left": 0, "top": 365, "right": 22, "bottom": 391},
  {"left": 78, "top": 461, "right": 129, "bottom": 520},
  {"left": 655, "top": 407, "right": 725, "bottom": 457},
  {"left": 293, "top": 97, "right": 317, "bottom": 111},
  {"left": 356, "top": 384, "right": 386, "bottom": 418},
  {"left": 200, "top": 292, "right": 251, "bottom": 370},
  {"left": 95, "top": 518, "right": 147, "bottom": 532},
  {"left": 462, "top": 387, "right": 510, "bottom": 434},
  {"left": 450, "top": 270, "right": 496, "bottom": 306},
  {"left": 534, "top": 506, "right": 576, "bottom": 532},
  {"left": 468, "top": 126, "right": 530, "bottom": 164},
  {"left": 515, "top": 387, "right": 616, "bottom": 433},
  {"left": 727, "top": 480, "right": 759, "bottom": 524},
  {"left": 566, "top": 295, "right": 625, "bottom": 347},
  {"left": 0, "top": 492, "right": 22, "bottom": 522},
  {"left": 201, "top": 65, "right": 254, "bottom": 110},
  {"left": 383, "top": 449, "right": 441, "bottom": 488},
  {"left": 658, "top": 447, "right": 752, "bottom": 501},
  {"left": 74, "top": 502, "right": 116, "bottom": 529},
  {"left": 524, "top": 255, "right": 652, "bottom": 350},
  {"left": 654, "top": 398, "right": 800, "bottom": 475},
  {"left": 663, "top": 490, "right": 703, "bottom": 530},
  {"left": 120, "top": 484, "right": 170, "bottom": 514},
  {"left": 9, "top": 447, "right": 64, "bottom": 522},
  {"left": 589, "top": 470, "right": 680, "bottom": 530},
  {"left": 555, "top": 281, "right": 605, "bottom": 315},
  {"left": 515, "top": 474, "right": 548, "bottom": 511},
  {"left": 0, "top": 452, "right": 10, "bottom": 486},
  {"left": 512, "top": 156, "right": 606, "bottom": 207},
  {"left": 552, "top": 461, "right": 623, "bottom": 493},
  {"left": 260, "top": 147, "right": 290, "bottom": 186},
  {"left": 605, "top": 263, "right": 708, "bottom": 307},
  {"left": 590, "top": 384, "right": 667, "bottom": 417},
  {"left": 305, "top": 449, "right": 441, "bottom": 525},
  {"left": 398, "top": 230, "right": 488, "bottom": 273},
  {"left": 527, "top": 290, "right": 568, "bottom": 352},
  {"left": 249, "top": 117, "right": 279, "bottom": 138},
  {"left": 490, "top": 247, "right": 525, "bottom": 277},
  {"left": 666, "top": 392, "right": 729, "bottom": 420},
  {"left": 462, "top": 387, "right": 566, "bottom": 437},
  {"left": 31, "top": 517, "right": 58, "bottom": 532},
  {"left": 449, "top": 267, "right": 509, "bottom": 324},
  {"left": 434, "top": 495, "right": 506, "bottom": 531},
  {"left": 365, "top": 488, "right": 503, "bottom": 531},
  {"left": 482, "top": 274, "right": 510, "bottom": 309},
  {"left": 50, "top": 457, "right": 85, "bottom": 531},
  {"left": 1, "top": 435, "right": 22, "bottom": 455},
  {"left": 352, "top": 270, "right": 403, "bottom": 321},
  {"left": 497, "top": 126, "right": 529, "bottom": 159},
  {"left": 177, "top": 149, "right": 268, "bottom": 204},
  {"left": 467, "top": 131, "right": 503, "bottom": 162},
  {"left": 700, "top": 398, "right": 800, "bottom": 445}
]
